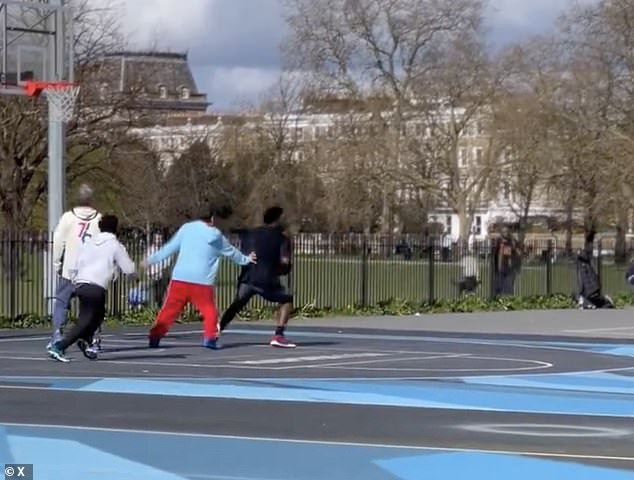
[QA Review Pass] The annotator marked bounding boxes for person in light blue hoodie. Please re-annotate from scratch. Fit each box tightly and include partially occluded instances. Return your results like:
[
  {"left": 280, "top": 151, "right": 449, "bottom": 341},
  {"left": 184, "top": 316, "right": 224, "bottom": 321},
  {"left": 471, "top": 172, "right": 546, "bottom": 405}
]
[{"left": 143, "top": 205, "right": 257, "bottom": 350}]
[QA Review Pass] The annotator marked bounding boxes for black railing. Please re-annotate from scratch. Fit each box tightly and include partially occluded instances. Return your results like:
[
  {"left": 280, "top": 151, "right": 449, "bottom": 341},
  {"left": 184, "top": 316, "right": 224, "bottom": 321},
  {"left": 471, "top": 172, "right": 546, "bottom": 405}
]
[{"left": 0, "top": 230, "right": 632, "bottom": 319}]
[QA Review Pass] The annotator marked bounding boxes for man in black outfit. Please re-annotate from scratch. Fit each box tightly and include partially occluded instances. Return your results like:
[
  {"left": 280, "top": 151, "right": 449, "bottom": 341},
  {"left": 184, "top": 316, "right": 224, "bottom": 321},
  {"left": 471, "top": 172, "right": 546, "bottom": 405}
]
[
  {"left": 219, "top": 206, "right": 296, "bottom": 348},
  {"left": 47, "top": 215, "right": 137, "bottom": 362}
]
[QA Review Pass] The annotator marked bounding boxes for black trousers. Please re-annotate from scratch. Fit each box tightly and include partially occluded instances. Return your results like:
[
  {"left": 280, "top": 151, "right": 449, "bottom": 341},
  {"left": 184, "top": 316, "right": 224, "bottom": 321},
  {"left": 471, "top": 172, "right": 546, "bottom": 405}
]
[
  {"left": 57, "top": 283, "right": 106, "bottom": 351},
  {"left": 494, "top": 272, "right": 516, "bottom": 296},
  {"left": 220, "top": 282, "right": 293, "bottom": 331}
]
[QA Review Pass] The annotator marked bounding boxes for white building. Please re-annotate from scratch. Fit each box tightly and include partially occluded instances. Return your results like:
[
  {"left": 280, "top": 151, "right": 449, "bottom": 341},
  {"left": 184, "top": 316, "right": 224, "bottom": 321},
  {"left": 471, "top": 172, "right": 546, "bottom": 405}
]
[{"left": 130, "top": 97, "right": 563, "bottom": 239}]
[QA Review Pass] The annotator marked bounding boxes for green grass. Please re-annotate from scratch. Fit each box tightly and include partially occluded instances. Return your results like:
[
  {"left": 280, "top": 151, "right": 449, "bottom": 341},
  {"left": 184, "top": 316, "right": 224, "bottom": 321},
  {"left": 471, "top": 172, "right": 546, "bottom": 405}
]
[{"left": 1, "top": 250, "right": 631, "bottom": 318}]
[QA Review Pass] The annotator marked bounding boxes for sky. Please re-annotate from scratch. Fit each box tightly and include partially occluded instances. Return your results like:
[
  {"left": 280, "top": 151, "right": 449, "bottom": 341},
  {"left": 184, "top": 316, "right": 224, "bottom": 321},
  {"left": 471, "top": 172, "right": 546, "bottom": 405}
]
[{"left": 119, "top": 0, "right": 592, "bottom": 111}]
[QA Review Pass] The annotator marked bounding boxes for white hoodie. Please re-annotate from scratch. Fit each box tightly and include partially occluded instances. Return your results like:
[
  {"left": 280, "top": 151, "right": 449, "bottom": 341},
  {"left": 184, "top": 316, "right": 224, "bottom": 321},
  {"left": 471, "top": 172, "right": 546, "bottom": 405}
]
[
  {"left": 71, "top": 232, "right": 136, "bottom": 289},
  {"left": 53, "top": 207, "right": 102, "bottom": 279}
]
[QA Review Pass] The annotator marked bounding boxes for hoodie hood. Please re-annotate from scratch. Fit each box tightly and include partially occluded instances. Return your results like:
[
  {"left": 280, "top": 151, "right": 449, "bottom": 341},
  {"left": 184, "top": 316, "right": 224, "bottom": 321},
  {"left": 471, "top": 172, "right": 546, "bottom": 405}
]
[
  {"left": 92, "top": 232, "right": 117, "bottom": 246},
  {"left": 72, "top": 206, "right": 99, "bottom": 221}
]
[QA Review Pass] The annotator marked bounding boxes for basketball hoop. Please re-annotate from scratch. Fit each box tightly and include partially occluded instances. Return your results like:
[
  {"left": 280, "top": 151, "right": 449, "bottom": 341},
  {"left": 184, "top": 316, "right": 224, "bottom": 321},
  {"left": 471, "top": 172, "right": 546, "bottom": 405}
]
[{"left": 24, "top": 81, "right": 80, "bottom": 123}]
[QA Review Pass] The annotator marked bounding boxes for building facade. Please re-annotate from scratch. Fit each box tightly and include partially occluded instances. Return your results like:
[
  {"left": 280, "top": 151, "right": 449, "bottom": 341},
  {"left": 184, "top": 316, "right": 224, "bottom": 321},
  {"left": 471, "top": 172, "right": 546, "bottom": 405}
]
[{"left": 121, "top": 71, "right": 563, "bottom": 239}]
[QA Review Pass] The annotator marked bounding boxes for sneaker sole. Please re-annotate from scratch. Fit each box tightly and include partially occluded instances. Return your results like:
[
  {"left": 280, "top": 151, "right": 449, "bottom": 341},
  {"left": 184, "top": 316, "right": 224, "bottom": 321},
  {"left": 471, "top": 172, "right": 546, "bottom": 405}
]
[
  {"left": 47, "top": 350, "right": 70, "bottom": 363},
  {"left": 270, "top": 342, "right": 296, "bottom": 348}
]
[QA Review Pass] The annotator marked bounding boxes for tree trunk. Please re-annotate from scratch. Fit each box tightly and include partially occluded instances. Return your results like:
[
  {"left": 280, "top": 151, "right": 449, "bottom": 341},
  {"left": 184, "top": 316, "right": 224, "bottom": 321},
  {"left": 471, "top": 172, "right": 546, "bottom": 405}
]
[
  {"left": 564, "top": 200, "right": 574, "bottom": 256},
  {"left": 457, "top": 204, "right": 470, "bottom": 251},
  {"left": 379, "top": 191, "right": 389, "bottom": 234},
  {"left": 615, "top": 206, "right": 629, "bottom": 265}
]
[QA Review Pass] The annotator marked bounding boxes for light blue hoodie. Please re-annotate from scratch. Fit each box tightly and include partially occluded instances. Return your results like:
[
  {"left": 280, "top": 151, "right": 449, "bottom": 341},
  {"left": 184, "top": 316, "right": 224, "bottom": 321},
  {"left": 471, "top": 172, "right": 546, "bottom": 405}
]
[{"left": 147, "top": 220, "right": 250, "bottom": 286}]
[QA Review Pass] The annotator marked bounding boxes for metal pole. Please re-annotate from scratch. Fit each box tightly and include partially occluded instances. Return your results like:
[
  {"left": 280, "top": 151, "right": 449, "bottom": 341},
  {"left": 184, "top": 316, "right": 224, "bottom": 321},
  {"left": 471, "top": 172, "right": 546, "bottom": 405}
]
[
  {"left": 2, "top": 5, "right": 7, "bottom": 84},
  {"left": 45, "top": 0, "right": 66, "bottom": 315}
]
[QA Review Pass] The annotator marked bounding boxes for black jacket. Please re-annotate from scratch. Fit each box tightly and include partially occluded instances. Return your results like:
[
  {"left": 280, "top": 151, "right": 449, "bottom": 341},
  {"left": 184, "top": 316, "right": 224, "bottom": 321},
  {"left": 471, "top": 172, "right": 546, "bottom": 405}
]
[{"left": 237, "top": 226, "right": 291, "bottom": 288}]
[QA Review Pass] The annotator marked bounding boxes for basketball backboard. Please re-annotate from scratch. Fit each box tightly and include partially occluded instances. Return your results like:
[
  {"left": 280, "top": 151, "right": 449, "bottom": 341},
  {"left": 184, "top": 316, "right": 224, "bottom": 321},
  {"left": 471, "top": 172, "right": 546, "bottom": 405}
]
[{"left": 0, "top": 0, "right": 72, "bottom": 95}]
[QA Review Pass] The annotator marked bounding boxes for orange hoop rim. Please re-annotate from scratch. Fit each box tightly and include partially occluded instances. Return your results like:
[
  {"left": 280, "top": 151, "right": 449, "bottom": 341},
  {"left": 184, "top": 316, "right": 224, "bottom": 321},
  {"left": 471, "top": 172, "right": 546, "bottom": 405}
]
[{"left": 24, "top": 80, "right": 78, "bottom": 97}]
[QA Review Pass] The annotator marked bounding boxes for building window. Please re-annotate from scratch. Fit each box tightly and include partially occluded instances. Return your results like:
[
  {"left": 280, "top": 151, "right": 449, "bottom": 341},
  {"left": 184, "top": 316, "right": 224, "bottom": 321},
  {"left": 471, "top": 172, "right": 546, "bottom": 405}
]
[
  {"left": 474, "top": 147, "right": 483, "bottom": 164},
  {"left": 458, "top": 148, "right": 467, "bottom": 167},
  {"left": 445, "top": 215, "right": 452, "bottom": 235},
  {"left": 158, "top": 84, "right": 167, "bottom": 99},
  {"left": 99, "top": 83, "right": 108, "bottom": 100},
  {"left": 181, "top": 87, "right": 190, "bottom": 99},
  {"left": 474, "top": 215, "right": 482, "bottom": 235},
  {"left": 296, "top": 127, "right": 304, "bottom": 140}
]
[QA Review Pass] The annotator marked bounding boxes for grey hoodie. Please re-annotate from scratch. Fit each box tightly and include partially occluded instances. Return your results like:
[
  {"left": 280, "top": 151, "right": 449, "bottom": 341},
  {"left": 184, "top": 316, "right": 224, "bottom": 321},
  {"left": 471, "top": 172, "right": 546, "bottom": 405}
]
[{"left": 71, "top": 232, "right": 136, "bottom": 289}]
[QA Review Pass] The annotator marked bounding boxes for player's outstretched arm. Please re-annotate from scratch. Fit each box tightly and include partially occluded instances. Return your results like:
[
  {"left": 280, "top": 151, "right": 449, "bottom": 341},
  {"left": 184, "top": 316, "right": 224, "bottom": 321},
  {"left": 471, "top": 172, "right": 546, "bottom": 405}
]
[
  {"left": 145, "top": 227, "right": 183, "bottom": 267},
  {"left": 115, "top": 242, "right": 138, "bottom": 282},
  {"left": 218, "top": 234, "right": 256, "bottom": 265}
]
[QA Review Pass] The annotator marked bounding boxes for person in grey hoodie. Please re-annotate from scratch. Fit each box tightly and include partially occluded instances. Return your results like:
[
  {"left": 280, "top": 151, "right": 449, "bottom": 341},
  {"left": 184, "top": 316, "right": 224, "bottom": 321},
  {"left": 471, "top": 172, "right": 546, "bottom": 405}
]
[
  {"left": 47, "top": 215, "right": 137, "bottom": 363},
  {"left": 47, "top": 184, "right": 102, "bottom": 348}
]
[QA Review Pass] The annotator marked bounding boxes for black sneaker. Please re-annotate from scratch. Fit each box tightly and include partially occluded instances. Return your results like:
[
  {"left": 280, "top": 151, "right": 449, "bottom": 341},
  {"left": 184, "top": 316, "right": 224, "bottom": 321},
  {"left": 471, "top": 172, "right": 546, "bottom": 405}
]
[{"left": 77, "top": 339, "right": 98, "bottom": 360}]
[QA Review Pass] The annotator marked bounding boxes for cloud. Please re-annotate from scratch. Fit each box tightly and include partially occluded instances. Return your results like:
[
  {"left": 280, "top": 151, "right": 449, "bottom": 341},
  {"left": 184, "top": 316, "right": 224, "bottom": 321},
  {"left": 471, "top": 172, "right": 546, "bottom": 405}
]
[
  {"left": 120, "top": 0, "right": 213, "bottom": 49},
  {"left": 115, "top": 0, "right": 600, "bottom": 110},
  {"left": 486, "top": 0, "right": 599, "bottom": 39},
  {"left": 120, "top": 0, "right": 285, "bottom": 69},
  {"left": 195, "top": 66, "right": 281, "bottom": 111}
]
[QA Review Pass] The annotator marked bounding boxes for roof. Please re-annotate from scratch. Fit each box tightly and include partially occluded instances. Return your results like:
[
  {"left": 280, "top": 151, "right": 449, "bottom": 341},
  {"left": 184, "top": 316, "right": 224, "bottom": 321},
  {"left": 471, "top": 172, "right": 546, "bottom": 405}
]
[{"left": 93, "top": 50, "right": 209, "bottom": 113}]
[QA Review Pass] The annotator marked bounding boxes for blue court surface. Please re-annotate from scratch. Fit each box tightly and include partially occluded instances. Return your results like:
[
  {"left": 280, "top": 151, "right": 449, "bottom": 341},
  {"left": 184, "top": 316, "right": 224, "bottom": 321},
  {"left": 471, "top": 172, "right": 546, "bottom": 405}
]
[{"left": 1, "top": 322, "right": 634, "bottom": 479}]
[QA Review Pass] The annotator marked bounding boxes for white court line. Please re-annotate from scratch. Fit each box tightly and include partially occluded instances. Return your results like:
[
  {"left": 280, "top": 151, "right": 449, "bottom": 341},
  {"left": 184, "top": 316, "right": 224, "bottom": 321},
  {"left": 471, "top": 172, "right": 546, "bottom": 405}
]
[
  {"left": 229, "top": 353, "right": 389, "bottom": 365},
  {"left": 217, "top": 328, "right": 634, "bottom": 359},
  {"left": 0, "top": 334, "right": 120, "bottom": 344},
  {"left": 0, "top": 357, "right": 222, "bottom": 369},
  {"left": 315, "top": 357, "right": 553, "bottom": 373},
  {"left": 250, "top": 344, "right": 473, "bottom": 356},
  {"left": 0, "top": 365, "right": 632, "bottom": 382},
  {"left": 0, "top": 355, "right": 49, "bottom": 361},
  {"left": 563, "top": 326, "right": 634, "bottom": 334},
  {"left": 0, "top": 353, "right": 553, "bottom": 373},
  {"left": 302, "top": 353, "right": 471, "bottom": 368},
  {"left": 0, "top": 336, "right": 53, "bottom": 343},
  {"left": 0, "top": 422, "right": 633, "bottom": 462}
]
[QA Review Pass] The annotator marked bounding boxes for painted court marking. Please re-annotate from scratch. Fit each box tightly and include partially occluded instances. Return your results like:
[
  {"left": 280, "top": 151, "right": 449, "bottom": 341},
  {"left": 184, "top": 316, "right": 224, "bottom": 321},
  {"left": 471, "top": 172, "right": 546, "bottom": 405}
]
[
  {"left": 312, "top": 356, "right": 553, "bottom": 373},
  {"left": 0, "top": 347, "right": 555, "bottom": 375},
  {"left": 2, "top": 422, "right": 634, "bottom": 462},
  {"left": 229, "top": 352, "right": 389, "bottom": 365},
  {"left": 563, "top": 326, "right": 634, "bottom": 334},
  {"left": 460, "top": 423, "right": 634, "bottom": 438},
  {"left": 299, "top": 353, "right": 471, "bottom": 368}
]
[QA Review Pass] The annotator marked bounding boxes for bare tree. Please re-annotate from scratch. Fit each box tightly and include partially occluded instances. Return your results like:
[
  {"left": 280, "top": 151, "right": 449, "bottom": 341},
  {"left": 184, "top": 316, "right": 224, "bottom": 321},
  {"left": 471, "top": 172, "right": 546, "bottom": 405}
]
[
  {"left": 490, "top": 95, "right": 550, "bottom": 244},
  {"left": 0, "top": 0, "right": 137, "bottom": 229},
  {"left": 281, "top": 0, "right": 485, "bottom": 233},
  {"left": 307, "top": 104, "right": 390, "bottom": 232},
  {"left": 555, "top": 0, "right": 634, "bottom": 261},
  {"left": 401, "top": 28, "right": 502, "bottom": 245}
]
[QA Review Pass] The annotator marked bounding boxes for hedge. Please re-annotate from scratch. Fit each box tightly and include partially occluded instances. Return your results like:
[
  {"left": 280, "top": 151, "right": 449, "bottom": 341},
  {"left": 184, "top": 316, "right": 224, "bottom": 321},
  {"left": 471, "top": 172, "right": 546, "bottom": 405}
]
[{"left": 2, "top": 293, "right": 633, "bottom": 329}]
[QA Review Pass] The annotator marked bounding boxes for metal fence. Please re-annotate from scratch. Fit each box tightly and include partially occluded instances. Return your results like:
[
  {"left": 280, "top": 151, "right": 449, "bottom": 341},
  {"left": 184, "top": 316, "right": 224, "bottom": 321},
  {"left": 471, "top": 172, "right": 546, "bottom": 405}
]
[{"left": 0, "top": 230, "right": 632, "bottom": 319}]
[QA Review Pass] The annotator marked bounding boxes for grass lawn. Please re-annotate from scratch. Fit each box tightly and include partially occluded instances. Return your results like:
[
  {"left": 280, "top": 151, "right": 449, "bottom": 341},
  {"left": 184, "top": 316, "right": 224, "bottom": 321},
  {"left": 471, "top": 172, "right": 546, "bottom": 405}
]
[{"left": 2, "top": 251, "right": 632, "bottom": 318}]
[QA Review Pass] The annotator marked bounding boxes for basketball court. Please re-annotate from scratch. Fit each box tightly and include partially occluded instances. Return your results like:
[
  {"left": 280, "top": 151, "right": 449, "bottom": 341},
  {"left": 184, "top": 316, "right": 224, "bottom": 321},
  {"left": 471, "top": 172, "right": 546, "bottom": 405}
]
[
  {"left": 1, "top": 1, "right": 634, "bottom": 479},
  {"left": 1, "top": 314, "right": 634, "bottom": 479}
]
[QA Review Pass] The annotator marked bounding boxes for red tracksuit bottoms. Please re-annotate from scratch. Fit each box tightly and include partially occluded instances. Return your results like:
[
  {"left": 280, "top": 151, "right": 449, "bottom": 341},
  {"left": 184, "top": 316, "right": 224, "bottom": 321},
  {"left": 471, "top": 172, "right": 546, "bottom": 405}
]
[{"left": 150, "top": 280, "right": 218, "bottom": 339}]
